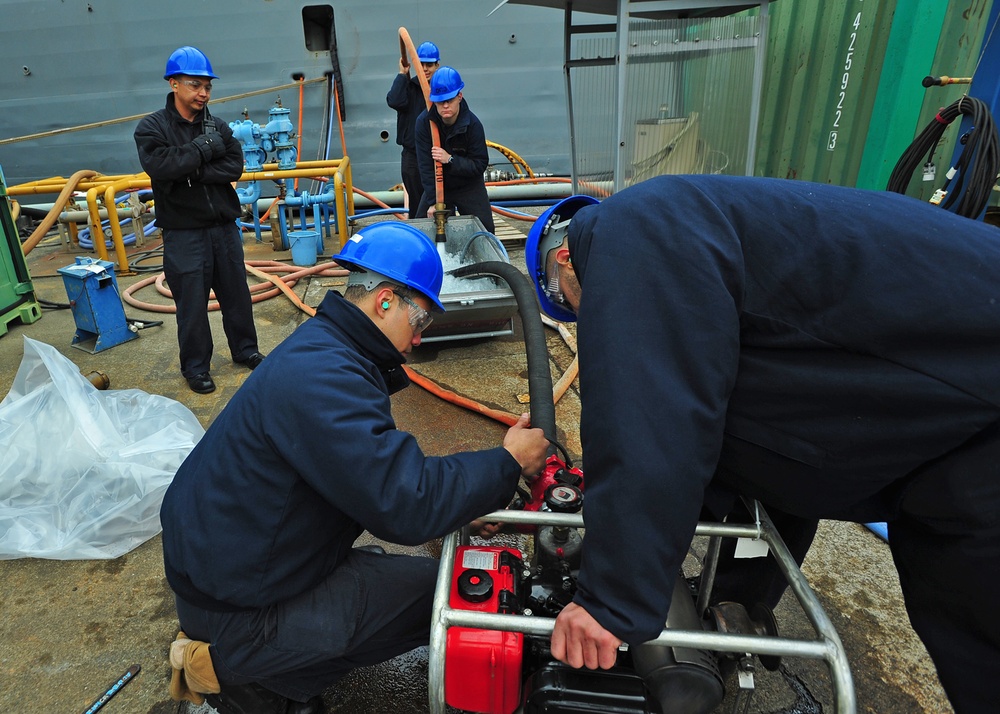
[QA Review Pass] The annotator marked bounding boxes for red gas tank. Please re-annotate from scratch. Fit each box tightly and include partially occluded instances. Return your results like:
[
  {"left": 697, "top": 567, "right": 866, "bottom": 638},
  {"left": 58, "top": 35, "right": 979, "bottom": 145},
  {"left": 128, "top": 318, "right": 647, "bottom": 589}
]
[{"left": 445, "top": 546, "right": 525, "bottom": 714}]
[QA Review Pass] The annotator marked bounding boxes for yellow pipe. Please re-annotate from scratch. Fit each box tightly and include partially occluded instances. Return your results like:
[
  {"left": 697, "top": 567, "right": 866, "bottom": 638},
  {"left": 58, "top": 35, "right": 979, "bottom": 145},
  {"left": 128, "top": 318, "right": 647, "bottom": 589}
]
[
  {"left": 80, "top": 172, "right": 150, "bottom": 269},
  {"left": 243, "top": 157, "right": 354, "bottom": 249},
  {"left": 19, "top": 169, "right": 99, "bottom": 255},
  {"left": 85, "top": 184, "right": 110, "bottom": 263},
  {"left": 82, "top": 173, "right": 149, "bottom": 266},
  {"left": 12, "top": 164, "right": 346, "bottom": 194},
  {"left": 249, "top": 159, "right": 347, "bottom": 172},
  {"left": 487, "top": 140, "right": 535, "bottom": 178},
  {"left": 103, "top": 176, "right": 151, "bottom": 273},
  {"left": 345, "top": 158, "right": 356, "bottom": 216},
  {"left": 18, "top": 158, "right": 356, "bottom": 269},
  {"left": 240, "top": 168, "right": 347, "bottom": 180},
  {"left": 7, "top": 174, "right": 138, "bottom": 195},
  {"left": 333, "top": 164, "right": 349, "bottom": 249}
]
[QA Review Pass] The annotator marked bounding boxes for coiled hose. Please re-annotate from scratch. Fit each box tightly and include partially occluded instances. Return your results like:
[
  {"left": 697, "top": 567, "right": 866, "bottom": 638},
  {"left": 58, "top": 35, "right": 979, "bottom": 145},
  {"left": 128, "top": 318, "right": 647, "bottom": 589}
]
[{"left": 886, "top": 96, "right": 1000, "bottom": 219}]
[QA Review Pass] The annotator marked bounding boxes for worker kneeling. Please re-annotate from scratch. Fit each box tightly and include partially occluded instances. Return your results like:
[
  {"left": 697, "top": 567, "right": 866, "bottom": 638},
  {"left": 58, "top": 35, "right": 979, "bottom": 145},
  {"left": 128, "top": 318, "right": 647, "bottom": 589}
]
[{"left": 160, "top": 222, "right": 548, "bottom": 714}]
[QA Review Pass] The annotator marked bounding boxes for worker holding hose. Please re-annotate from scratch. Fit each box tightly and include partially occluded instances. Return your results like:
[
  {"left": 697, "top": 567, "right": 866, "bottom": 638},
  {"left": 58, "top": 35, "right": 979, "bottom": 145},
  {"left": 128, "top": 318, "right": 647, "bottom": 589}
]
[
  {"left": 526, "top": 175, "right": 1000, "bottom": 714},
  {"left": 387, "top": 40, "right": 440, "bottom": 218},
  {"left": 414, "top": 66, "right": 496, "bottom": 233},
  {"left": 160, "top": 222, "right": 548, "bottom": 714},
  {"left": 134, "top": 46, "right": 265, "bottom": 395}
]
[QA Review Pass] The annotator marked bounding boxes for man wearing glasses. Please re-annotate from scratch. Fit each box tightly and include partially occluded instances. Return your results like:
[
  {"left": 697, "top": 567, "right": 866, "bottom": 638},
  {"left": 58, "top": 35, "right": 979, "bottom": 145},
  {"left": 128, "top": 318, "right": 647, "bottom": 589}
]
[
  {"left": 160, "top": 222, "right": 548, "bottom": 713},
  {"left": 135, "top": 46, "right": 264, "bottom": 395}
]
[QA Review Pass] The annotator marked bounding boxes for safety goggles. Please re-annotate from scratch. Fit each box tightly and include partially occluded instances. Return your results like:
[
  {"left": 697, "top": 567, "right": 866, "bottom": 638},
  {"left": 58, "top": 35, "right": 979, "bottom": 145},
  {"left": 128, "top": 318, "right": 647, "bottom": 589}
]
[
  {"left": 181, "top": 79, "right": 213, "bottom": 92},
  {"left": 393, "top": 291, "right": 434, "bottom": 334}
]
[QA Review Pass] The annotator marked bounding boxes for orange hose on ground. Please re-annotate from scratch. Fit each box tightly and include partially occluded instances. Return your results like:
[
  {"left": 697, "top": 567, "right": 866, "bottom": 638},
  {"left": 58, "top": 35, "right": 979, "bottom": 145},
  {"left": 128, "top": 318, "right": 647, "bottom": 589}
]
[
  {"left": 403, "top": 365, "right": 519, "bottom": 427},
  {"left": 541, "top": 313, "right": 578, "bottom": 405},
  {"left": 552, "top": 355, "right": 579, "bottom": 404},
  {"left": 245, "top": 262, "right": 317, "bottom": 317},
  {"left": 20, "top": 169, "right": 100, "bottom": 254},
  {"left": 121, "top": 260, "right": 348, "bottom": 313}
]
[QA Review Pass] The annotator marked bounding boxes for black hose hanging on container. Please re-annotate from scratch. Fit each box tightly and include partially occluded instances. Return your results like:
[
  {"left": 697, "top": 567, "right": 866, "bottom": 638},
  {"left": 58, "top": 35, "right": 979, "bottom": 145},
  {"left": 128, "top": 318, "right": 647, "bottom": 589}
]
[
  {"left": 886, "top": 96, "right": 1000, "bottom": 219},
  {"left": 451, "top": 261, "right": 556, "bottom": 443}
]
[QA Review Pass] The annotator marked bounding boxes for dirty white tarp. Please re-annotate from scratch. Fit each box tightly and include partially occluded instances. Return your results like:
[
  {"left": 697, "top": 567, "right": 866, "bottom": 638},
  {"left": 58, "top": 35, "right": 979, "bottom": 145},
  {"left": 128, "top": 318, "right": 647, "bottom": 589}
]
[{"left": 0, "top": 337, "right": 204, "bottom": 559}]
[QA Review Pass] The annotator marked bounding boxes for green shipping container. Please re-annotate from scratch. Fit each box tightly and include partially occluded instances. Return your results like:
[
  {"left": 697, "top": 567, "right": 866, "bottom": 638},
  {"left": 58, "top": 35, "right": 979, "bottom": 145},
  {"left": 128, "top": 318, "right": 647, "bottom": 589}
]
[{"left": 755, "top": 0, "right": 995, "bottom": 197}]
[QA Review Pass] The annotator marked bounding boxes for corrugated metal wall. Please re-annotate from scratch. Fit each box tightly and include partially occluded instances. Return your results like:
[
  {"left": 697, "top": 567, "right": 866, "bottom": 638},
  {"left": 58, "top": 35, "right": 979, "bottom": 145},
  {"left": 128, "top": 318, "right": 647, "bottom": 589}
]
[
  {"left": 756, "top": 0, "right": 994, "bottom": 191},
  {"left": 568, "top": 12, "right": 766, "bottom": 193}
]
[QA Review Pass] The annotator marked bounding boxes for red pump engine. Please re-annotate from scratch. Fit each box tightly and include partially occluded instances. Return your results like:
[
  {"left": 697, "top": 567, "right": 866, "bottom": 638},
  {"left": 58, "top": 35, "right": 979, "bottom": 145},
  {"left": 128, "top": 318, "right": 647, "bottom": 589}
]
[
  {"left": 444, "top": 546, "right": 526, "bottom": 714},
  {"left": 517, "top": 453, "right": 585, "bottom": 516},
  {"left": 442, "top": 451, "right": 727, "bottom": 714}
]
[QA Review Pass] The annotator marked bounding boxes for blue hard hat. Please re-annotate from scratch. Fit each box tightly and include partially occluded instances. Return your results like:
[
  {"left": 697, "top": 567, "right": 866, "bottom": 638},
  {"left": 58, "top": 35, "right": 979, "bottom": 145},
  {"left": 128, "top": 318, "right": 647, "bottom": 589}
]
[
  {"left": 417, "top": 41, "right": 440, "bottom": 63},
  {"left": 164, "top": 46, "right": 218, "bottom": 80},
  {"left": 334, "top": 223, "right": 446, "bottom": 312},
  {"left": 524, "top": 195, "right": 599, "bottom": 322},
  {"left": 429, "top": 66, "right": 464, "bottom": 102}
]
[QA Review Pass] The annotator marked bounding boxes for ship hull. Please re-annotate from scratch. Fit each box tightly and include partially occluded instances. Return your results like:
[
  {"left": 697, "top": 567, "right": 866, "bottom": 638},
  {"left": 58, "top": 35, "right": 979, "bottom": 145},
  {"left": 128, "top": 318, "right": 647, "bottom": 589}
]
[{"left": 0, "top": 0, "right": 572, "bottom": 194}]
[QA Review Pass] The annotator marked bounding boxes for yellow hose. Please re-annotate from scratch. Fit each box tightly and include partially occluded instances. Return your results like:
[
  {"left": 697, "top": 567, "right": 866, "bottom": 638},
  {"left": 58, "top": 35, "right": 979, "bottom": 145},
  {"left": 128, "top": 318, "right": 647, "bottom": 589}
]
[
  {"left": 20, "top": 170, "right": 100, "bottom": 255},
  {"left": 487, "top": 140, "right": 535, "bottom": 178}
]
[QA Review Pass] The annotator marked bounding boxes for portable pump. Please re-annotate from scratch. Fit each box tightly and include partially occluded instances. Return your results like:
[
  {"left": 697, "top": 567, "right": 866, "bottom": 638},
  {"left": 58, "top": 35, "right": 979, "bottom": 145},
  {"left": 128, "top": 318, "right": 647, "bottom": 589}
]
[
  {"left": 438, "top": 261, "right": 765, "bottom": 714},
  {"left": 443, "top": 447, "right": 733, "bottom": 714}
]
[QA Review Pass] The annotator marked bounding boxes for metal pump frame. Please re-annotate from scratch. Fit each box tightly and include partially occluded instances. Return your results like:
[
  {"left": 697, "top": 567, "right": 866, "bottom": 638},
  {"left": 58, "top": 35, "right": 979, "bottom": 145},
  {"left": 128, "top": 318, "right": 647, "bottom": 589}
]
[{"left": 428, "top": 499, "right": 856, "bottom": 714}]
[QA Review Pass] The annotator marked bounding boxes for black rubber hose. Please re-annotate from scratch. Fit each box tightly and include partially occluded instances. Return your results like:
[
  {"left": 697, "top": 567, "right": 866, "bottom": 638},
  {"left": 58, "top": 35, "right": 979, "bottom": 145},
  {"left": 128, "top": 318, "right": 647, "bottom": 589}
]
[
  {"left": 451, "top": 260, "right": 556, "bottom": 442},
  {"left": 886, "top": 96, "right": 999, "bottom": 219}
]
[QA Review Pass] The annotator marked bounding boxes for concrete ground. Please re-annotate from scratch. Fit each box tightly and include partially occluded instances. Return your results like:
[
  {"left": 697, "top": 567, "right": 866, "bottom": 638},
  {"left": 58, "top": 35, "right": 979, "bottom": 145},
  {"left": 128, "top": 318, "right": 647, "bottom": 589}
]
[{"left": 0, "top": 215, "right": 953, "bottom": 713}]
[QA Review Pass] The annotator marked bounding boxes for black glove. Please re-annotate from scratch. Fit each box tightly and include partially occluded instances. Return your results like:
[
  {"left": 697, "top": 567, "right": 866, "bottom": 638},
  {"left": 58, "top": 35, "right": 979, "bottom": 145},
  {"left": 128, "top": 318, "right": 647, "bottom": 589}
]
[{"left": 191, "top": 134, "right": 227, "bottom": 163}]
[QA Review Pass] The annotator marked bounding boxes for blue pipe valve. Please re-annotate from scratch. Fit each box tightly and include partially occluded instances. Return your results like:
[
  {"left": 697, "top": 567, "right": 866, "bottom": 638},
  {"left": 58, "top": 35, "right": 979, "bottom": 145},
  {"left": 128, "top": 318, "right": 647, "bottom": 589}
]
[
  {"left": 262, "top": 105, "right": 297, "bottom": 170},
  {"left": 230, "top": 120, "right": 266, "bottom": 172}
]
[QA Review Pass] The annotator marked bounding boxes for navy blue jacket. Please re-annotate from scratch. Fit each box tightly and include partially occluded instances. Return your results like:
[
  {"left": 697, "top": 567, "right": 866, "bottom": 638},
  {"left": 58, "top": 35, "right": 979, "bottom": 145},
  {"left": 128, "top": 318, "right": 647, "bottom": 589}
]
[
  {"left": 386, "top": 73, "right": 426, "bottom": 151},
  {"left": 134, "top": 93, "right": 244, "bottom": 229},
  {"left": 161, "top": 291, "right": 521, "bottom": 611},
  {"left": 567, "top": 175, "right": 1000, "bottom": 645},
  {"left": 414, "top": 99, "right": 489, "bottom": 207}
]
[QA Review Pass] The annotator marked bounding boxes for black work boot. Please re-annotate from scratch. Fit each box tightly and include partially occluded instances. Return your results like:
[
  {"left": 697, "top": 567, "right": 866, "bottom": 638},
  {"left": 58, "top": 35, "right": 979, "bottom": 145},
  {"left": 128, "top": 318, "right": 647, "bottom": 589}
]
[{"left": 205, "top": 682, "right": 326, "bottom": 714}]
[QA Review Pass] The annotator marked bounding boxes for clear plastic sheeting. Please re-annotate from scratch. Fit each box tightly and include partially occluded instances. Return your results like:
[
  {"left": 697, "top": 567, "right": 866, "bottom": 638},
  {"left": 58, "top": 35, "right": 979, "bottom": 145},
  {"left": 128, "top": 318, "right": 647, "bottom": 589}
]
[{"left": 0, "top": 337, "right": 204, "bottom": 560}]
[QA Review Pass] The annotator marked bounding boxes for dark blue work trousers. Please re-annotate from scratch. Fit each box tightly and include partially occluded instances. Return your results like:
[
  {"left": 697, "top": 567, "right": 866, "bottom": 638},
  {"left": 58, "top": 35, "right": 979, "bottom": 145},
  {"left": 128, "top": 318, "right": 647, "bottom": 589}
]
[
  {"left": 162, "top": 223, "right": 258, "bottom": 377},
  {"left": 174, "top": 549, "right": 439, "bottom": 702},
  {"left": 709, "top": 422, "right": 1000, "bottom": 714},
  {"left": 400, "top": 149, "right": 423, "bottom": 220}
]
